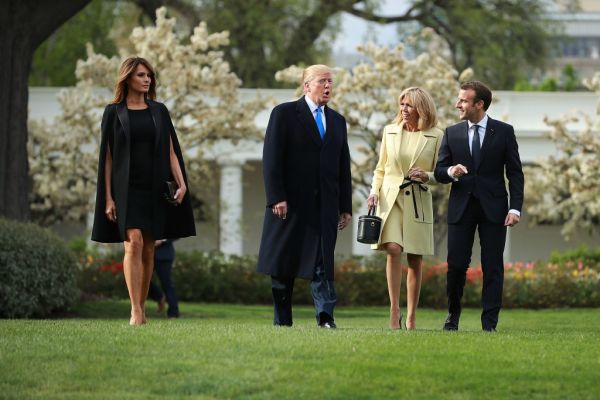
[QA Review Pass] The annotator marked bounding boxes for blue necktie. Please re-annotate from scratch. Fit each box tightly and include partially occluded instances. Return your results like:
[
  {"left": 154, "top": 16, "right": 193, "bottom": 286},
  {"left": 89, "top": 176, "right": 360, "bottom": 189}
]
[
  {"left": 471, "top": 124, "right": 481, "bottom": 169},
  {"left": 315, "top": 107, "right": 325, "bottom": 140}
]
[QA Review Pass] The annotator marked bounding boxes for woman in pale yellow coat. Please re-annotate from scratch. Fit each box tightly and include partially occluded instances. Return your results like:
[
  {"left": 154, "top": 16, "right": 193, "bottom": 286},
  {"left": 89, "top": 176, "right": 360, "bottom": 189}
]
[{"left": 367, "top": 87, "right": 443, "bottom": 330}]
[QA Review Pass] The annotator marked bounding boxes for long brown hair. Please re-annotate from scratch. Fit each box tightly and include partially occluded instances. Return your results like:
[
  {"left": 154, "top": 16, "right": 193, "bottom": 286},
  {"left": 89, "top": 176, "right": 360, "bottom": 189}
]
[{"left": 111, "top": 57, "right": 157, "bottom": 104}]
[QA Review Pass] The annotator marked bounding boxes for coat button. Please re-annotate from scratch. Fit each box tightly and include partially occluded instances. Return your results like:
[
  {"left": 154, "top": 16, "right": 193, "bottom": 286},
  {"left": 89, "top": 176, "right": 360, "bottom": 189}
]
[{"left": 405, "top": 191, "right": 410, "bottom": 196}]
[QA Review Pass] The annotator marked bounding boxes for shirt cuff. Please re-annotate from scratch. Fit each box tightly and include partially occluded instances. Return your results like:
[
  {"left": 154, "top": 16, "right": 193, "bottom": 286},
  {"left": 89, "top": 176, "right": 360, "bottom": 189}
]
[
  {"left": 509, "top": 209, "right": 520, "bottom": 217},
  {"left": 447, "top": 167, "right": 458, "bottom": 182}
]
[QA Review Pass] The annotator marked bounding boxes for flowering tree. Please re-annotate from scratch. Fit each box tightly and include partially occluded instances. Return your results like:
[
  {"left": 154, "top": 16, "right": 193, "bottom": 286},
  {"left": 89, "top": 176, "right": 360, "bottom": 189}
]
[
  {"left": 29, "top": 7, "right": 265, "bottom": 224},
  {"left": 525, "top": 72, "right": 600, "bottom": 239},
  {"left": 276, "top": 29, "right": 470, "bottom": 247}
]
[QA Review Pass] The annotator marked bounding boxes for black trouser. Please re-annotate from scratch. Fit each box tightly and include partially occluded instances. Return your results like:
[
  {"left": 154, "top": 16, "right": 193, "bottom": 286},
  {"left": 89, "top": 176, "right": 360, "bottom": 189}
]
[
  {"left": 147, "top": 259, "right": 179, "bottom": 317},
  {"left": 271, "top": 264, "right": 337, "bottom": 326},
  {"left": 447, "top": 196, "right": 506, "bottom": 329}
]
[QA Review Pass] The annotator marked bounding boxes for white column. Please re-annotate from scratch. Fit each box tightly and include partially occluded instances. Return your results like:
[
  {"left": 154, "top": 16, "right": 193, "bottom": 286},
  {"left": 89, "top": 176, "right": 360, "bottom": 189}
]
[{"left": 218, "top": 158, "right": 244, "bottom": 255}]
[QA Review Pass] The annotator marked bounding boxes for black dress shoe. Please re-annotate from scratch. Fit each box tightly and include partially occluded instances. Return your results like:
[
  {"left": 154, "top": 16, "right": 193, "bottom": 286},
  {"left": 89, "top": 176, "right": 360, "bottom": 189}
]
[
  {"left": 443, "top": 313, "right": 460, "bottom": 331},
  {"left": 483, "top": 327, "right": 497, "bottom": 332},
  {"left": 319, "top": 321, "right": 336, "bottom": 329}
]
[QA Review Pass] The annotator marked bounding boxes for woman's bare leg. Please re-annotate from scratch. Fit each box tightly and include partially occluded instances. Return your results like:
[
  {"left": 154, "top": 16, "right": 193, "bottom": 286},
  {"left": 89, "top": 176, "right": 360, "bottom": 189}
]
[
  {"left": 405, "top": 253, "right": 423, "bottom": 330},
  {"left": 123, "top": 229, "right": 145, "bottom": 325},
  {"left": 385, "top": 242, "right": 403, "bottom": 330},
  {"left": 140, "top": 233, "right": 155, "bottom": 323}
]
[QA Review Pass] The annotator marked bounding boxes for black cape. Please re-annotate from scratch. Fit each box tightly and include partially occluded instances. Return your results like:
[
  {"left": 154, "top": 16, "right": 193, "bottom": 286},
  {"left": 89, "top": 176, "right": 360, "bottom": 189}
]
[
  {"left": 256, "top": 97, "right": 353, "bottom": 281},
  {"left": 91, "top": 100, "right": 195, "bottom": 243}
]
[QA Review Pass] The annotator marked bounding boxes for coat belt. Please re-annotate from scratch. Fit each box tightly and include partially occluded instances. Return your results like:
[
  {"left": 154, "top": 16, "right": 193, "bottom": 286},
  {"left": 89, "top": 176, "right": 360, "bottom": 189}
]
[{"left": 399, "top": 177, "right": 428, "bottom": 219}]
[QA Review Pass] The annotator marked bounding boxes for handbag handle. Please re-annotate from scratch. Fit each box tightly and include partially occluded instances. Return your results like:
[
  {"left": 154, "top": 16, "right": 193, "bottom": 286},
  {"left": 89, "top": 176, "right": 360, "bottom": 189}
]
[{"left": 368, "top": 205, "right": 376, "bottom": 216}]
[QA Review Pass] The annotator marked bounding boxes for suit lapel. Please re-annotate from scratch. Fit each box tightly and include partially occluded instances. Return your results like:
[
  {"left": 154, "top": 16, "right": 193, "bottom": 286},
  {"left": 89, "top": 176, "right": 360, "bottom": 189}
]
[
  {"left": 323, "top": 106, "right": 334, "bottom": 145},
  {"left": 116, "top": 101, "right": 131, "bottom": 143},
  {"left": 296, "top": 96, "right": 323, "bottom": 147},
  {"left": 388, "top": 124, "right": 403, "bottom": 176},
  {"left": 409, "top": 131, "right": 429, "bottom": 168},
  {"left": 458, "top": 121, "right": 472, "bottom": 164},
  {"left": 479, "top": 118, "right": 495, "bottom": 167}
]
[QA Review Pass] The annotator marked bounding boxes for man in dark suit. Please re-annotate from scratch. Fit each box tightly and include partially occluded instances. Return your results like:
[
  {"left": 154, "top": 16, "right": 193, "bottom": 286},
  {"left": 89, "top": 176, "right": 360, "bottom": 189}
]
[
  {"left": 257, "top": 64, "right": 353, "bottom": 328},
  {"left": 434, "top": 81, "right": 524, "bottom": 332}
]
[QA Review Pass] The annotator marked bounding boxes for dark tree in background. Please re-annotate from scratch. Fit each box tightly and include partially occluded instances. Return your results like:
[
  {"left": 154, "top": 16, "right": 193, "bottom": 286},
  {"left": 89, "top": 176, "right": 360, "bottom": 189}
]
[{"left": 0, "top": 0, "right": 91, "bottom": 221}]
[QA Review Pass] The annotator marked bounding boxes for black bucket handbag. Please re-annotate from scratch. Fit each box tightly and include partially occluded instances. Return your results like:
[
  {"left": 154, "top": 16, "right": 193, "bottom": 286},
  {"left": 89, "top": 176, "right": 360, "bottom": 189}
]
[{"left": 357, "top": 206, "right": 382, "bottom": 244}]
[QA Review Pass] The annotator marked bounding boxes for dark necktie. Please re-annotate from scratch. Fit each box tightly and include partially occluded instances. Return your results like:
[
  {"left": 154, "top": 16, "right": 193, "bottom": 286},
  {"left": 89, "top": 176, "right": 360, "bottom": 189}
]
[
  {"left": 315, "top": 107, "right": 325, "bottom": 140},
  {"left": 471, "top": 124, "right": 481, "bottom": 169}
]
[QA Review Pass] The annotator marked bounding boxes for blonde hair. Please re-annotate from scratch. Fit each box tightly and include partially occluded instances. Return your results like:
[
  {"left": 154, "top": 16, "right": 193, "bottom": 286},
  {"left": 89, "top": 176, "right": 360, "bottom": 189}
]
[
  {"left": 302, "top": 64, "right": 332, "bottom": 92},
  {"left": 393, "top": 87, "right": 438, "bottom": 130},
  {"left": 111, "top": 57, "right": 157, "bottom": 104}
]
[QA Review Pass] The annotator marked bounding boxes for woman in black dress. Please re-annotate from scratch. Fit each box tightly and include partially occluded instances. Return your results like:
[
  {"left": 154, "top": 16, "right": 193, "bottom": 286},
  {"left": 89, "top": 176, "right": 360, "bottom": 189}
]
[{"left": 91, "top": 57, "right": 195, "bottom": 325}]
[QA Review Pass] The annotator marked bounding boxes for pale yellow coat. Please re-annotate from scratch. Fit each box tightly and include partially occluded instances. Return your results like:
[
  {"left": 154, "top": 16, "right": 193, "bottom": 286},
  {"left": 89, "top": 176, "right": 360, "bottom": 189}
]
[{"left": 369, "top": 123, "right": 444, "bottom": 255}]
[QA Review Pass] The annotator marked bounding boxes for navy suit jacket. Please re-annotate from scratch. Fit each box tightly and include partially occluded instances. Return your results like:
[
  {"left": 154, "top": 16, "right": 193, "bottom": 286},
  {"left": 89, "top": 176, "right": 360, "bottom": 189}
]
[{"left": 434, "top": 117, "right": 524, "bottom": 224}]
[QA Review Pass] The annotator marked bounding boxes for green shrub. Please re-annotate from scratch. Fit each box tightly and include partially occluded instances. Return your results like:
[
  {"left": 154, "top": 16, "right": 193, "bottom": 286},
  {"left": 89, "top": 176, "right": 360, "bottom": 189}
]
[
  {"left": 0, "top": 218, "right": 79, "bottom": 318},
  {"left": 75, "top": 245, "right": 600, "bottom": 309},
  {"left": 173, "top": 251, "right": 272, "bottom": 303},
  {"left": 549, "top": 245, "right": 600, "bottom": 267}
]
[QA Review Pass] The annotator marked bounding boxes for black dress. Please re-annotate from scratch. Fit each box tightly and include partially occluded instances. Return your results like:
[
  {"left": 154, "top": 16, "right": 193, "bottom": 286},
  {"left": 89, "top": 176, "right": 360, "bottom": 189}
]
[
  {"left": 126, "top": 108, "right": 155, "bottom": 233},
  {"left": 92, "top": 101, "right": 196, "bottom": 243}
]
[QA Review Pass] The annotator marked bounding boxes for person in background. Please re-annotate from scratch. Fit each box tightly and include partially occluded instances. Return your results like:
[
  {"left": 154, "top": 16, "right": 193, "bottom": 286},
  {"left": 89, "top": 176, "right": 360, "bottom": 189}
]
[
  {"left": 148, "top": 239, "right": 179, "bottom": 318},
  {"left": 367, "top": 87, "right": 443, "bottom": 330}
]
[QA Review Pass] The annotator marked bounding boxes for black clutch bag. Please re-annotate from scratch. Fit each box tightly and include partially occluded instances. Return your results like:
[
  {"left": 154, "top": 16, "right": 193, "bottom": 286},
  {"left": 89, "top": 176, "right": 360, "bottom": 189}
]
[
  {"left": 164, "top": 180, "right": 178, "bottom": 205},
  {"left": 357, "top": 206, "right": 382, "bottom": 244}
]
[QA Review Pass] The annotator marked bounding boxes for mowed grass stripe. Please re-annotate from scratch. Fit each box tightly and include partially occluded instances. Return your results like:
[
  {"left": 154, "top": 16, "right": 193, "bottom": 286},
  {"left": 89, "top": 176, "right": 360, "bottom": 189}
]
[{"left": 1, "top": 302, "right": 599, "bottom": 399}]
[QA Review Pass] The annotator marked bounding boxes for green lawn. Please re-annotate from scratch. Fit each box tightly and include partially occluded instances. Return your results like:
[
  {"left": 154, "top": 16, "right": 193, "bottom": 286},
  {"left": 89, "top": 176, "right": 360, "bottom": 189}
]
[{"left": 1, "top": 302, "right": 599, "bottom": 399}]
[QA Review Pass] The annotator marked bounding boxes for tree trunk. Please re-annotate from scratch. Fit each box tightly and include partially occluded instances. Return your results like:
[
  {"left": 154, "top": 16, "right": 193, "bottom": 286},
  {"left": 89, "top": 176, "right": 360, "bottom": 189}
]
[{"left": 0, "top": 0, "right": 90, "bottom": 221}]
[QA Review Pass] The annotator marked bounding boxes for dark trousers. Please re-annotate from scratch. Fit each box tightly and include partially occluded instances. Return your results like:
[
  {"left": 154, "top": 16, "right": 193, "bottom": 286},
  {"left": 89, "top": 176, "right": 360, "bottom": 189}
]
[
  {"left": 447, "top": 196, "right": 506, "bottom": 329},
  {"left": 271, "top": 264, "right": 337, "bottom": 326},
  {"left": 147, "top": 259, "right": 179, "bottom": 317}
]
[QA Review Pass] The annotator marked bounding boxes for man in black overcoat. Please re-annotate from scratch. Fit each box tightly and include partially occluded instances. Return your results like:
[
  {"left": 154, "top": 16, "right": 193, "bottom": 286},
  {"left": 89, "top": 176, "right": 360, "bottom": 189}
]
[
  {"left": 434, "top": 81, "right": 524, "bottom": 332},
  {"left": 257, "top": 64, "right": 353, "bottom": 328}
]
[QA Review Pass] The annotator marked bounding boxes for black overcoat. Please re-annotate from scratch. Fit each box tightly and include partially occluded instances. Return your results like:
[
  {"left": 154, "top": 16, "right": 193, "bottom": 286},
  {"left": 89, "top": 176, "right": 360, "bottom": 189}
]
[
  {"left": 91, "top": 100, "right": 195, "bottom": 243},
  {"left": 256, "top": 97, "right": 353, "bottom": 281}
]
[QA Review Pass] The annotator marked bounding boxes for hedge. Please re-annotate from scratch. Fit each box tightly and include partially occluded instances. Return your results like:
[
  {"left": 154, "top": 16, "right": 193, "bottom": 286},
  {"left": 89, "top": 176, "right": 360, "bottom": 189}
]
[
  {"left": 0, "top": 218, "right": 79, "bottom": 318},
  {"left": 76, "top": 244, "right": 600, "bottom": 308}
]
